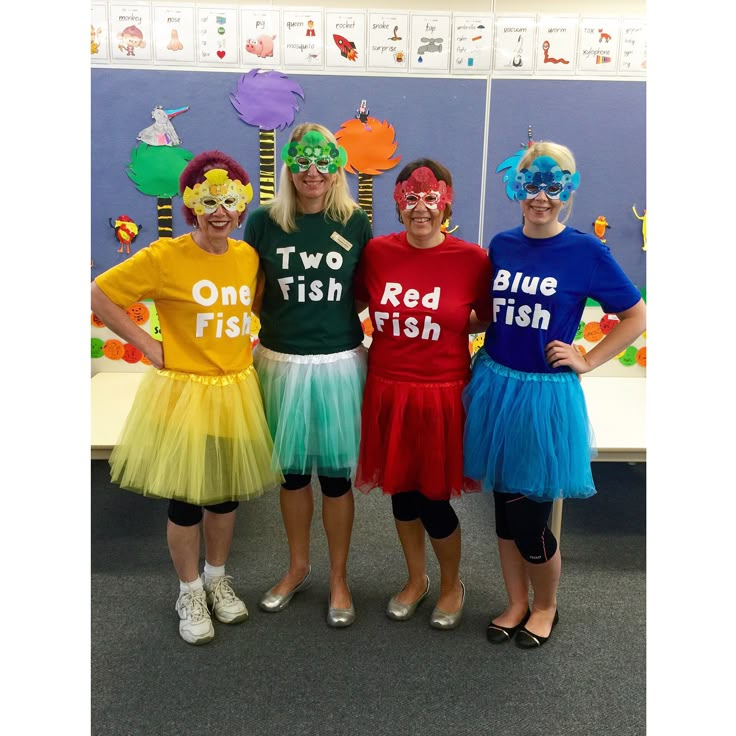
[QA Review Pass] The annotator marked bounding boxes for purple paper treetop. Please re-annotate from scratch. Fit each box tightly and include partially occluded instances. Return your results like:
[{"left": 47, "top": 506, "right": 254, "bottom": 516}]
[{"left": 229, "top": 69, "right": 304, "bottom": 131}]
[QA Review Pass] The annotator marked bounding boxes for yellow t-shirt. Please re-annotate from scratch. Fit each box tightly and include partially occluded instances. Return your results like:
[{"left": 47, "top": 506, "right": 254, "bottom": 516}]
[{"left": 95, "top": 233, "right": 259, "bottom": 375}]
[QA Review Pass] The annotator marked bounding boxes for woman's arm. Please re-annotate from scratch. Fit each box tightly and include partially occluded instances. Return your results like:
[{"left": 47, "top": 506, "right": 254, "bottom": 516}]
[
  {"left": 91, "top": 282, "right": 164, "bottom": 368},
  {"left": 545, "top": 298, "right": 646, "bottom": 374},
  {"left": 468, "top": 311, "right": 491, "bottom": 334},
  {"left": 252, "top": 269, "right": 265, "bottom": 317}
]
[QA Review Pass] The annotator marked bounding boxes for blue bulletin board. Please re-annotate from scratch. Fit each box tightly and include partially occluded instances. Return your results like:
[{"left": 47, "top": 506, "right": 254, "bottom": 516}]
[{"left": 91, "top": 69, "right": 645, "bottom": 289}]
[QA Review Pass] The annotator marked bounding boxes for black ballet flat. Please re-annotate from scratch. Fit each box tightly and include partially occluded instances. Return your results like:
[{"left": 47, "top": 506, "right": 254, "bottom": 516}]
[
  {"left": 486, "top": 608, "right": 531, "bottom": 644},
  {"left": 515, "top": 610, "right": 559, "bottom": 649}
]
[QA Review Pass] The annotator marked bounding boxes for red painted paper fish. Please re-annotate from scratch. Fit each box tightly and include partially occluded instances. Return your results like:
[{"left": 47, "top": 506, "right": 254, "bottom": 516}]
[{"left": 333, "top": 34, "right": 358, "bottom": 61}]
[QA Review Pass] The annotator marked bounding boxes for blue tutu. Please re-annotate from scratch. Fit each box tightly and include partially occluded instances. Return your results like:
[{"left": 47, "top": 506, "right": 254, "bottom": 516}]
[{"left": 462, "top": 351, "right": 597, "bottom": 501}]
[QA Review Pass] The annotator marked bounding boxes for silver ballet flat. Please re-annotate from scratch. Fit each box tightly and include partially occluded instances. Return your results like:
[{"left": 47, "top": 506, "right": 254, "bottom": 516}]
[
  {"left": 326, "top": 590, "right": 355, "bottom": 628},
  {"left": 386, "top": 576, "right": 431, "bottom": 621},
  {"left": 429, "top": 581, "right": 466, "bottom": 630},
  {"left": 258, "top": 567, "right": 312, "bottom": 613}
]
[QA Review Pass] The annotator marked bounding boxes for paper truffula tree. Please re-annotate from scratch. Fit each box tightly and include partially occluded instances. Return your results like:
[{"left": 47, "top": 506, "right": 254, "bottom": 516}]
[
  {"left": 335, "top": 101, "right": 401, "bottom": 224},
  {"left": 127, "top": 106, "right": 193, "bottom": 238},
  {"left": 230, "top": 69, "right": 305, "bottom": 204}
]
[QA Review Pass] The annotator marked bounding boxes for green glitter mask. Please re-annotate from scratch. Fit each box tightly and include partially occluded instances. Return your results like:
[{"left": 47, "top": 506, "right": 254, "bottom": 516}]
[{"left": 281, "top": 130, "right": 348, "bottom": 174}]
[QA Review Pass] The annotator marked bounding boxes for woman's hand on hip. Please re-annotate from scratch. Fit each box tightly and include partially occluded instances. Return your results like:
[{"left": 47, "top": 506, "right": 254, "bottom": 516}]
[{"left": 545, "top": 340, "right": 589, "bottom": 374}]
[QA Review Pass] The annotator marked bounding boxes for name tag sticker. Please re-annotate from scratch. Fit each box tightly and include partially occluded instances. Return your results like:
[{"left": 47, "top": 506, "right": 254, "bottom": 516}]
[{"left": 330, "top": 232, "right": 353, "bottom": 251}]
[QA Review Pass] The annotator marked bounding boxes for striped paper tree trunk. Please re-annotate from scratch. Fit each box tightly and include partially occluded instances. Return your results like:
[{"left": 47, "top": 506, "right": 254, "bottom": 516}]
[
  {"left": 259, "top": 129, "right": 276, "bottom": 204},
  {"left": 358, "top": 172, "right": 374, "bottom": 224},
  {"left": 157, "top": 197, "right": 174, "bottom": 238}
]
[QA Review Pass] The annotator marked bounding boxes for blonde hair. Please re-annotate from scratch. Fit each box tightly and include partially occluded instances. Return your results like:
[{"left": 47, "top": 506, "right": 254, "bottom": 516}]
[
  {"left": 519, "top": 141, "right": 577, "bottom": 224},
  {"left": 266, "top": 122, "right": 359, "bottom": 233}
]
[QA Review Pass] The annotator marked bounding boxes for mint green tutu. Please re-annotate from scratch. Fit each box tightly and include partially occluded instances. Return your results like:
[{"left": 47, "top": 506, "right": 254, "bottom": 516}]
[{"left": 253, "top": 345, "right": 366, "bottom": 477}]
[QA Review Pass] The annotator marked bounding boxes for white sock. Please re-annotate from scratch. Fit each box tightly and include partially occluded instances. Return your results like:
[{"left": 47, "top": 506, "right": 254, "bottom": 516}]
[
  {"left": 204, "top": 562, "right": 225, "bottom": 586},
  {"left": 179, "top": 576, "right": 204, "bottom": 595}
]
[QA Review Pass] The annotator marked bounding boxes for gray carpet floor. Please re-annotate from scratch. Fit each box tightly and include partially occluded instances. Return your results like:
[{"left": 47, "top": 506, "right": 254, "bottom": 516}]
[{"left": 91, "top": 460, "right": 645, "bottom": 736}]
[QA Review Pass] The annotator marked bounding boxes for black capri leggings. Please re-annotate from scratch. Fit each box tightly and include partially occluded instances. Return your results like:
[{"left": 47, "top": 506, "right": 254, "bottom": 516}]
[
  {"left": 391, "top": 490, "right": 459, "bottom": 540},
  {"left": 168, "top": 499, "right": 239, "bottom": 527},
  {"left": 282, "top": 472, "right": 352, "bottom": 498},
  {"left": 493, "top": 491, "right": 558, "bottom": 564}
]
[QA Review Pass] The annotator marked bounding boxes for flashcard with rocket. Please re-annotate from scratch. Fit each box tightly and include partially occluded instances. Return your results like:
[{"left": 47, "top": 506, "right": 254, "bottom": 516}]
[
  {"left": 325, "top": 11, "right": 366, "bottom": 70},
  {"left": 153, "top": 5, "right": 196, "bottom": 64}
]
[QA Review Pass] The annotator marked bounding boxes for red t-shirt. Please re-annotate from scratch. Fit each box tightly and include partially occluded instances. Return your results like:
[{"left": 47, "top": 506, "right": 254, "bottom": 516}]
[{"left": 355, "top": 231, "right": 492, "bottom": 382}]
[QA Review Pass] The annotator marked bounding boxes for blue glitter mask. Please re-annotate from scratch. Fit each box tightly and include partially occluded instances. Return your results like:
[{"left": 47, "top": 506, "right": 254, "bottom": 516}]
[{"left": 512, "top": 156, "right": 580, "bottom": 202}]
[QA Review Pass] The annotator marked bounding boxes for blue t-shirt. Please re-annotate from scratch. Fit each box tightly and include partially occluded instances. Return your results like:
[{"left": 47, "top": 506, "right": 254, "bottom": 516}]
[{"left": 482, "top": 226, "right": 641, "bottom": 373}]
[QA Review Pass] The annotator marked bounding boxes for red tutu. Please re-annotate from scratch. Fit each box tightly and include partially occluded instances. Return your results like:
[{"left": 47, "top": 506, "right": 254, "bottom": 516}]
[{"left": 355, "top": 373, "right": 480, "bottom": 500}]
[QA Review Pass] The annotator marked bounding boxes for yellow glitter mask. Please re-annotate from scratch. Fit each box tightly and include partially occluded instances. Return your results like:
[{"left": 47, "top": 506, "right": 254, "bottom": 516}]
[{"left": 183, "top": 169, "right": 253, "bottom": 215}]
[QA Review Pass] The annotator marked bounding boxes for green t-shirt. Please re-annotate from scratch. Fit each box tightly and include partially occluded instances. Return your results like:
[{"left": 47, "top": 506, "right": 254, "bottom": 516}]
[{"left": 245, "top": 206, "right": 372, "bottom": 354}]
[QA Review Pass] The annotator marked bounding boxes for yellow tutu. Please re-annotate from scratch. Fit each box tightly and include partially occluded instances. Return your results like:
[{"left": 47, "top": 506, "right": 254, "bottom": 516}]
[{"left": 109, "top": 367, "right": 283, "bottom": 505}]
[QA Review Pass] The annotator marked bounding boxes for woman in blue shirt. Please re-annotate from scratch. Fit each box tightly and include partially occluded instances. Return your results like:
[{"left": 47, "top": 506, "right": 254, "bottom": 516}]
[{"left": 463, "top": 141, "right": 646, "bottom": 648}]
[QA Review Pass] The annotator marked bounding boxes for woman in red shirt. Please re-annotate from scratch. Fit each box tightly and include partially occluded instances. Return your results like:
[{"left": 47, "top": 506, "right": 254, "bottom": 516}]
[{"left": 354, "top": 159, "right": 492, "bottom": 629}]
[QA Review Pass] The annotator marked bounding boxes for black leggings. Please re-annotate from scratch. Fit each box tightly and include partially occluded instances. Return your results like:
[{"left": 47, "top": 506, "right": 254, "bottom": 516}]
[
  {"left": 493, "top": 491, "right": 558, "bottom": 564},
  {"left": 391, "top": 490, "right": 459, "bottom": 540},
  {"left": 168, "top": 499, "right": 239, "bottom": 527},
  {"left": 282, "top": 472, "right": 352, "bottom": 498}
]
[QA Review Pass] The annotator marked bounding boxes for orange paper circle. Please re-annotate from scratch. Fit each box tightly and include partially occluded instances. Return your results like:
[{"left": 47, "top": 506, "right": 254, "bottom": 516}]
[
  {"left": 575, "top": 344, "right": 587, "bottom": 356},
  {"left": 91, "top": 312, "right": 105, "bottom": 328},
  {"left": 140, "top": 354, "right": 152, "bottom": 366},
  {"left": 122, "top": 343, "right": 143, "bottom": 364},
  {"left": 126, "top": 302, "right": 150, "bottom": 325},
  {"left": 636, "top": 346, "right": 646, "bottom": 367},
  {"left": 361, "top": 317, "right": 374, "bottom": 337},
  {"left": 102, "top": 339, "right": 125, "bottom": 360},
  {"left": 582, "top": 322, "right": 603, "bottom": 342}
]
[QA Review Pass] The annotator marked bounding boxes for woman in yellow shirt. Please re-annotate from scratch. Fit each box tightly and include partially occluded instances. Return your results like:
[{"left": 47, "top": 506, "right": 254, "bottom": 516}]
[{"left": 91, "top": 150, "right": 281, "bottom": 645}]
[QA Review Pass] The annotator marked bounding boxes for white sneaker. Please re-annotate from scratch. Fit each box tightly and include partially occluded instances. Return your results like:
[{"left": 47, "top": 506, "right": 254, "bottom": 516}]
[
  {"left": 175, "top": 588, "right": 215, "bottom": 645},
  {"left": 205, "top": 575, "right": 249, "bottom": 624}
]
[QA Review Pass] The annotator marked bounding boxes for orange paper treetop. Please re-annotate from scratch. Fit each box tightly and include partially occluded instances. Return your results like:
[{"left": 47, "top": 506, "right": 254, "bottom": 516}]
[{"left": 335, "top": 116, "right": 401, "bottom": 224}]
